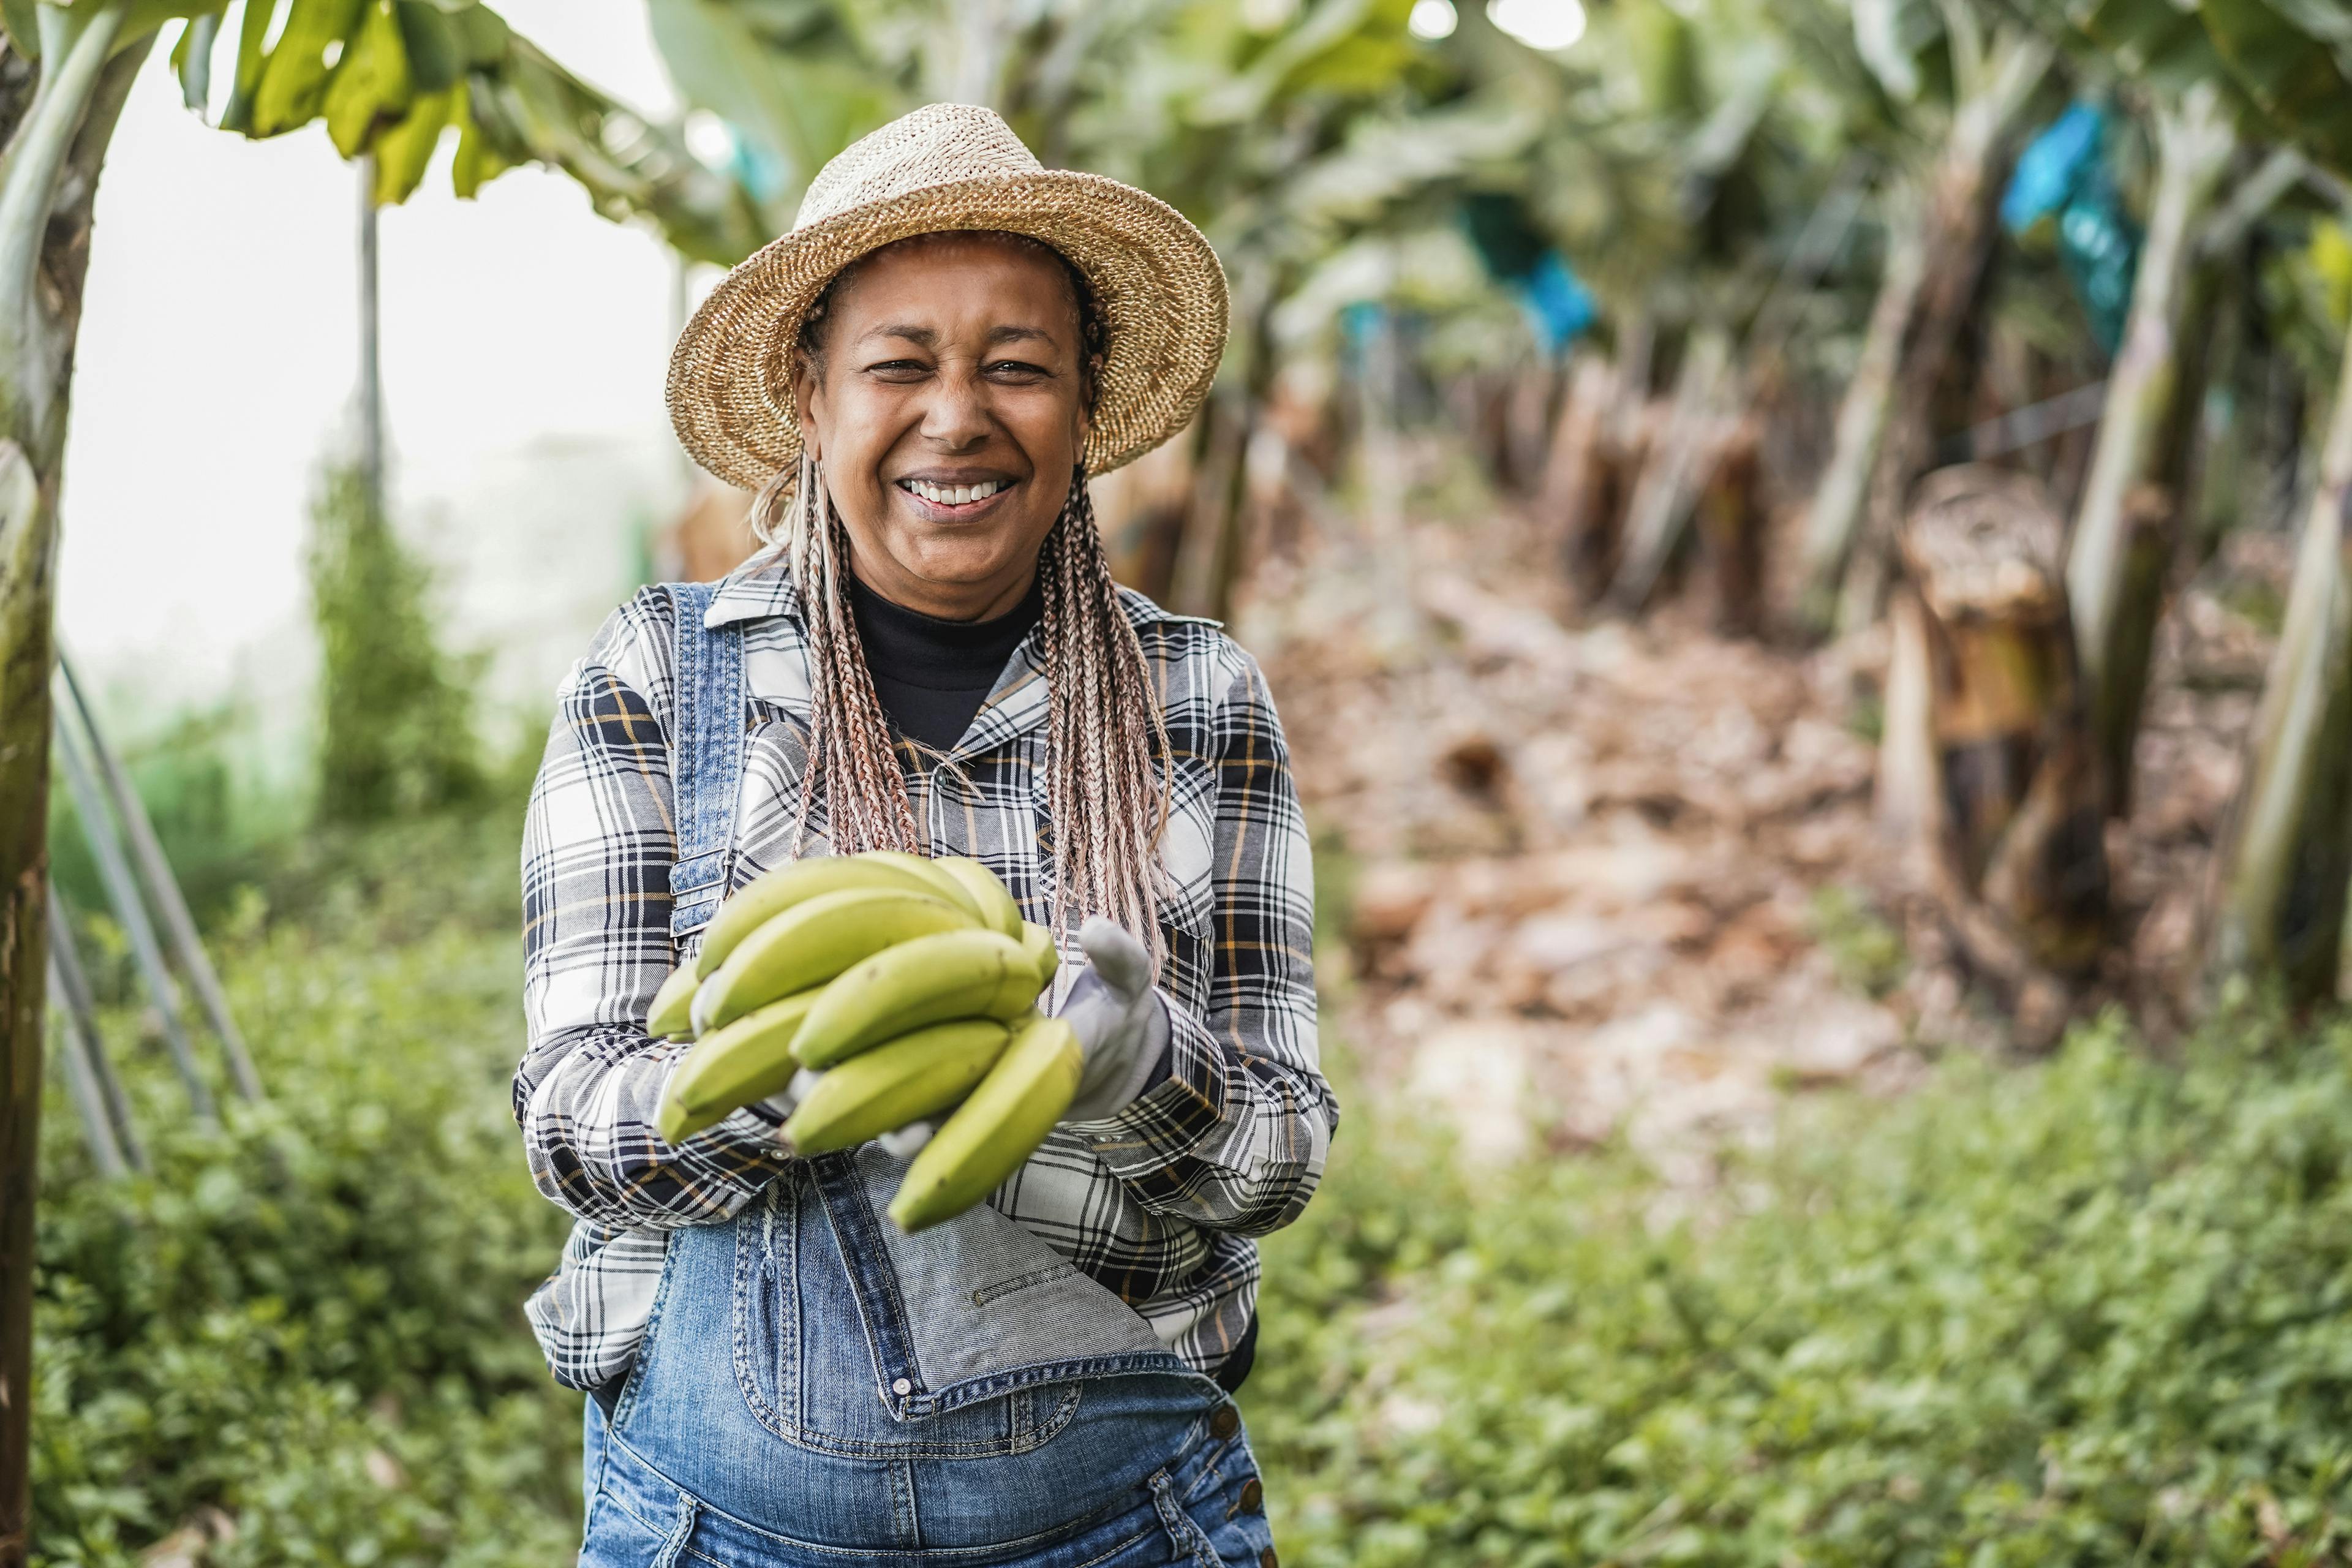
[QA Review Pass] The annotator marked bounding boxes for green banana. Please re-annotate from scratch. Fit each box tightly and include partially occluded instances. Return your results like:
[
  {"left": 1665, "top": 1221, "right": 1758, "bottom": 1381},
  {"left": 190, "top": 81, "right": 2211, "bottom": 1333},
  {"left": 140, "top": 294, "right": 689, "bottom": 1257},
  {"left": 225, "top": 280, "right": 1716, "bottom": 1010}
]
[
  {"left": 889, "top": 1014, "right": 1082, "bottom": 1233},
  {"left": 322, "top": 0, "right": 412, "bottom": 157},
  {"left": 791, "top": 929, "right": 1040, "bottom": 1069},
  {"left": 647, "top": 962, "right": 698, "bottom": 1040},
  {"left": 783, "top": 1019, "right": 1011, "bottom": 1155},
  {"left": 251, "top": 0, "right": 366, "bottom": 137},
  {"left": 658, "top": 987, "right": 822, "bottom": 1144},
  {"left": 860, "top": 850, "right": 987, "bottom": 922},
  {"left": 695, "top": 854, "right": 941, "bottom": 979},
  {"left": 935, "top": 856, "right": 1022, "bottom": 938},
  {"left": 695, "top": 887, "right": 977, "bottom": 1036},
  {"left": 1019, "top": 921, "right": 1058, "bottom": 989}
]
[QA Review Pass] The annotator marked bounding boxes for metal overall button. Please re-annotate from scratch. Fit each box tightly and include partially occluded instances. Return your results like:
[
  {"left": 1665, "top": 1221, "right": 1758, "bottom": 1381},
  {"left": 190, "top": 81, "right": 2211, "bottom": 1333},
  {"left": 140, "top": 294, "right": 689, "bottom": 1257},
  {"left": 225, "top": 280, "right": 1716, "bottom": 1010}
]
[
  {"left": 1209, "top": 1403, "right": 1240, "bottom": 1440},
  {"left": 892, "top": 1377, "right": 913, "bottom": 1396}
]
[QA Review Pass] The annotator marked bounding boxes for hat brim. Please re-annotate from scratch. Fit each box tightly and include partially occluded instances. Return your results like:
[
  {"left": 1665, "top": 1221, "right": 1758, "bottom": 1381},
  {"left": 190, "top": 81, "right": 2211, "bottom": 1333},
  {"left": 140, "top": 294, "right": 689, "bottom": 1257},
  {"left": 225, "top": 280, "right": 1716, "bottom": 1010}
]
[{"left": 666, "top": 170, "right": 1230, "bottom": 492}]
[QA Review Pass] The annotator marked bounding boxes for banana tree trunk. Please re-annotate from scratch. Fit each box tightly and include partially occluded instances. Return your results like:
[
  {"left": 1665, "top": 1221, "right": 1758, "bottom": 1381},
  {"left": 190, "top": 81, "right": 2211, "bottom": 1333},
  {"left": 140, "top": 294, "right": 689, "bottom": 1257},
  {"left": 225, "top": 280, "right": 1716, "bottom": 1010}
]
[
  {"left": 1696, "top": 413, "right": 1766, "bottom": 636},
  {"left": 1894, "top": 465, "right": 2108, "bottom": 1038},
  {"left": 2066, "top": 85, "right": 2237, "bottom": 821},
  {"left": 1798, "top": 33, "right": 2053, "bottom": 635},
  {"left": 1607, "top": 326, "right": 1732, "bottom": 612},
  {"left": 2201, "top": 313, "right": 2352, "bottom": 1006},
  {"left": 0, "top": 17, "right": 149, "bottom": 1562},
  {"left": 1539, "top": 355, "right": 1623, "bottom": 601}
]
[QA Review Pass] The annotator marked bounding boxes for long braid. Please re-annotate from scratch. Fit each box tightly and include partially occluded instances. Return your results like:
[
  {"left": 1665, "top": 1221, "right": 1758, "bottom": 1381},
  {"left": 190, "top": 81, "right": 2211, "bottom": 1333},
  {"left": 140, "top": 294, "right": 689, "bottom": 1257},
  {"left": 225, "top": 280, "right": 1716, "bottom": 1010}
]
[
  {"left": 758, "top": 453, "right": 921, "bottom": 856},
  {"left": 1039, "top": 466, "right": 1173, "bottom": 968}
]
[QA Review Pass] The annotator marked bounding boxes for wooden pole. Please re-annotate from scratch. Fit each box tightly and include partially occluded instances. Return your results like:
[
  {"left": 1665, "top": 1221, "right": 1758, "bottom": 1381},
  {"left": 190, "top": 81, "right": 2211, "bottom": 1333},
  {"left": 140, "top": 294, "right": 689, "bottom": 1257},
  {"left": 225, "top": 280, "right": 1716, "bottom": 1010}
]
[
  {"left": 45, "top": 888, "right": 138, "bottom": 1174},
  {"left": 51, "top": 717, "right": 213, "bottom": 1122},
  {"left": 56, "top": 653, "right": 260, "bottom": 1099}
]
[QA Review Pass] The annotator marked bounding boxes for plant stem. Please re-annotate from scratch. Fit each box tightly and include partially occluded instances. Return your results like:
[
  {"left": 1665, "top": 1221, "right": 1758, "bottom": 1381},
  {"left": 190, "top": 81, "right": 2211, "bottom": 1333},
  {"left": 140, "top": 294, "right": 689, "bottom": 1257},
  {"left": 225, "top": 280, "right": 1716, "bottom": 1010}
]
[
  {"left": 2203, "top": 312, "right": 2352, "bottom": 1003},
  {"left": 2065, "top": 84, "right": 2235, "bottom": 817},
  {"left": 0, "top": 2, "right": 124, "bottom": 443}
]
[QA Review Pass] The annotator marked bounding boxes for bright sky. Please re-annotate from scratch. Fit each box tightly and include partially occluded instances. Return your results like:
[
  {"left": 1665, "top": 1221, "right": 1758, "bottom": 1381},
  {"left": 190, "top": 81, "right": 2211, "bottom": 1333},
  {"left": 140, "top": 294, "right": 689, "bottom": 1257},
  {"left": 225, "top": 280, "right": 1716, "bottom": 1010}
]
[{"left": 59, "top": 1, "right": 699, "bottom": 720}]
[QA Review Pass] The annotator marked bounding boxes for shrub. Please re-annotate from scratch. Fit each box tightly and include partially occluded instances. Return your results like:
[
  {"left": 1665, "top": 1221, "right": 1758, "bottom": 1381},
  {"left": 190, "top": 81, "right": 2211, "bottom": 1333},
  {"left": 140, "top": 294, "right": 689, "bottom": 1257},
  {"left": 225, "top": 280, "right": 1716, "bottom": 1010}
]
[
  {"left": 1253, "top": 1006, "right": 2352, "bottom": 1566},
  {"left": 306, "top": 460, "right": 486, "bottom": 824},
  {"left": 31, "top": 908, "right": 578, "bottom": 1566}
]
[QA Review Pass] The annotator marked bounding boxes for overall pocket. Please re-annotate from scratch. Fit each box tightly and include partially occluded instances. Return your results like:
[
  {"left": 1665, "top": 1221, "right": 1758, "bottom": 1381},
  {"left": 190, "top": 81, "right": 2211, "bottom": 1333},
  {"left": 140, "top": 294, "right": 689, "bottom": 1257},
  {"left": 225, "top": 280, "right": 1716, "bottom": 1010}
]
[{"left": 731, "top": 1177, "right": 1085, "bottom": 1458}]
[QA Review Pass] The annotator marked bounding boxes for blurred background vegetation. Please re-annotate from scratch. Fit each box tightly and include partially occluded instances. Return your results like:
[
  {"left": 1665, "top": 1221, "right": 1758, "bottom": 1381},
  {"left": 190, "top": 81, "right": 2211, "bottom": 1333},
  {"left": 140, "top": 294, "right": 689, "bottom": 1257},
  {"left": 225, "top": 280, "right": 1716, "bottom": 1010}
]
[{"left": 26, "top": 0, "right": 2352, "bottom": 1561}]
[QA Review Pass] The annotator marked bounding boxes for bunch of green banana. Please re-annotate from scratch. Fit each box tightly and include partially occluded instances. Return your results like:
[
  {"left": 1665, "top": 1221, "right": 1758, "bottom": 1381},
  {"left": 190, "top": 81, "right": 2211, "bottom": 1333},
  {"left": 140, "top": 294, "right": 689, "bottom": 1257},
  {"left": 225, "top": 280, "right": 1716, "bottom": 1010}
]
[
  {"left": 652, "top": 851, "right": 1057, "bottom": 1156},
  {"left": 888, "top": 1013, "right": 1084, "bottom": 1234}
]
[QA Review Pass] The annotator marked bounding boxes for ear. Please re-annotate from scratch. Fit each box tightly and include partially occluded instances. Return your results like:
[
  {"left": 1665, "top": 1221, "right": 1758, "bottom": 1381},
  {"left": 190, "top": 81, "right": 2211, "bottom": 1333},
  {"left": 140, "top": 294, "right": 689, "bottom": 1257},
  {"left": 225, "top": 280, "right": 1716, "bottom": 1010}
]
[
  {"left": 1071, "top": 353, "right": 1100, "bottom": 448},
  {"left": 790, "top": 352, "right": 824, "bottom": 461}
]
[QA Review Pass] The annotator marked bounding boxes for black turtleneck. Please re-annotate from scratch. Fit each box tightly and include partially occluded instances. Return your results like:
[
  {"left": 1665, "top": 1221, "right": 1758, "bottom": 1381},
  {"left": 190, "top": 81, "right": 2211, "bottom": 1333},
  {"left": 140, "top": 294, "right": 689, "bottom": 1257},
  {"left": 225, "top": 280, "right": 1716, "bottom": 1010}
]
[{"left": 846, "top": 570, "right": 1044, "bottom": 752}]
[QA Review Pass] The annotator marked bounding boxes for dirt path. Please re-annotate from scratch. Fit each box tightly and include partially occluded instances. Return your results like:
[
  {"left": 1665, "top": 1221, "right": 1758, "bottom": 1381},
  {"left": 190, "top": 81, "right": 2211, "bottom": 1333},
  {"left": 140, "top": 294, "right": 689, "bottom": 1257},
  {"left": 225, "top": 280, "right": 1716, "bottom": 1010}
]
[{"left": 1232, "top": 495, "right": 2281, "bottom": 1183}]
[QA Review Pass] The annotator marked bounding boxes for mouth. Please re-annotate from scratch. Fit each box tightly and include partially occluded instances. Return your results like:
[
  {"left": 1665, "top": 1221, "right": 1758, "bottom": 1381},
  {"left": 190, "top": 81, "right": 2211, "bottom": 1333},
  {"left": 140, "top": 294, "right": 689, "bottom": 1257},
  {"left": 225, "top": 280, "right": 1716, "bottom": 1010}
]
[{"left": 895, "top": 475, "right": 1017, "bottom": 519}]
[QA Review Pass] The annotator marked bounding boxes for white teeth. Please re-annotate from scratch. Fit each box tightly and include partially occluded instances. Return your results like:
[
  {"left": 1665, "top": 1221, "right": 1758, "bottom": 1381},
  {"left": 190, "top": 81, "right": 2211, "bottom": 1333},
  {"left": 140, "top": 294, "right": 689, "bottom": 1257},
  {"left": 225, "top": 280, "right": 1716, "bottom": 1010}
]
[{"left": 905, "top": 479, "right": 1005, "bottom": 505}]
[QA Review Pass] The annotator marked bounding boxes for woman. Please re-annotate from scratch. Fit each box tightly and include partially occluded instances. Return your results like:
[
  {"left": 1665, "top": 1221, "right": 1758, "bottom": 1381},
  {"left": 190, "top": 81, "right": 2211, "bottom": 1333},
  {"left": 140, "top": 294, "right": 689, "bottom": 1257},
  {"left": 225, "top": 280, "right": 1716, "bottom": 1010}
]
[{"left": 517, "top": 104, "right": 1334, "bottom": 1566}]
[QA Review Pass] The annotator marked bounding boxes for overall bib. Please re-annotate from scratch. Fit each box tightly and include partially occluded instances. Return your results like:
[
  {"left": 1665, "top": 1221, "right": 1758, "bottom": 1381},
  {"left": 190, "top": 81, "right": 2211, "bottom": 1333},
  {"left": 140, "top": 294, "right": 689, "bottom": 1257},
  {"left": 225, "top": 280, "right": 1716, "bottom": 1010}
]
[{"left": 577, "top": 582, "right": 1276, "bottom": 1566}]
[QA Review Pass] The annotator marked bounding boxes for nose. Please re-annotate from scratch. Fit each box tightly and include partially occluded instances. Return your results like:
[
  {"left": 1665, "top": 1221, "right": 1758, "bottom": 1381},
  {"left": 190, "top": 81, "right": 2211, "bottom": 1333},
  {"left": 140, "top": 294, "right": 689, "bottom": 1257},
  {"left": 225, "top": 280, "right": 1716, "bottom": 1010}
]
[{"left": 919, "top": 358, "right": 992, "bottom": 451}]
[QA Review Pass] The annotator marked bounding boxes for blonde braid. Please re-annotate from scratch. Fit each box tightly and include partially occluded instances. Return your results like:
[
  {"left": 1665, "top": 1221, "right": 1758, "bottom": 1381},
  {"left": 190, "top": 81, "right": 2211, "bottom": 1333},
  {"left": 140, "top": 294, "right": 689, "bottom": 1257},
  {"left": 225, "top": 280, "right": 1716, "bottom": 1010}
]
[
  {"left": 1039, "top": 466, "right": 1174, "bottom": 968},
  {"left": 756, "top": 453, "right": 921, "bottom": 856}
]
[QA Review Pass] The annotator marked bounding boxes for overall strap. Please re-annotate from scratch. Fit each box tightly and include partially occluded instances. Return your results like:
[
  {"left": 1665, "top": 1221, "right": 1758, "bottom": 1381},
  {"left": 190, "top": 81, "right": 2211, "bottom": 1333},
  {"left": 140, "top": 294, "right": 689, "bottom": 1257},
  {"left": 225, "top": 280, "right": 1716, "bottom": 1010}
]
[{"left": 665, "top": 581, "right": 746, "bottom": 948}]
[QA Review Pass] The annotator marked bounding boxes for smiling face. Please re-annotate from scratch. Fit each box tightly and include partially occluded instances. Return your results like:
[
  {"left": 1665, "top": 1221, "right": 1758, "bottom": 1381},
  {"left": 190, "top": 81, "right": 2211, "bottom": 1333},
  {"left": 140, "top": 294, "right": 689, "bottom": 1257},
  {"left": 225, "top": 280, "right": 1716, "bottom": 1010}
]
[{"left": 791, "top": 232, "right": 1095, "bottom": 620}]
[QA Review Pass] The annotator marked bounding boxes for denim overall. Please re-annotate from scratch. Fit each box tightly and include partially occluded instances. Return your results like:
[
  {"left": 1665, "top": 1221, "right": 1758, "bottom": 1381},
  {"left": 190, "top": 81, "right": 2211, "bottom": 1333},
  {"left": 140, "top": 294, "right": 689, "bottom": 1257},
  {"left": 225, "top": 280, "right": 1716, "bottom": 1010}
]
[{"left": 577, "top": 582, "right": 1275, "bottom": 1566}]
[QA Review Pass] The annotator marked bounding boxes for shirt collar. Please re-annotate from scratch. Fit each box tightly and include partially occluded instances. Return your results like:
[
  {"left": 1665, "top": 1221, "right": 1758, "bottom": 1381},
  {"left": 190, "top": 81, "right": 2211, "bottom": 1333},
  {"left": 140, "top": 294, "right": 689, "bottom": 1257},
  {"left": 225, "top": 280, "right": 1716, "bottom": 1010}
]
[
  {"left": 699, "top": 545, "right": 1222, "bottom": 637},
  {"left": 703, "top": 545, "right": 801, "bottom": 628}
]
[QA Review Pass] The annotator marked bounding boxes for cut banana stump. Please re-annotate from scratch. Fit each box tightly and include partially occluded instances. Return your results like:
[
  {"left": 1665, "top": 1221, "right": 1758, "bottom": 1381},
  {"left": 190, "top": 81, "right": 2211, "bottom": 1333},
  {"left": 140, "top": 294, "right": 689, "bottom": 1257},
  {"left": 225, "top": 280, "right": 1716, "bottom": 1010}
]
[{"left": 653, "top": 850, "right": 1074, "bottom": 1230}]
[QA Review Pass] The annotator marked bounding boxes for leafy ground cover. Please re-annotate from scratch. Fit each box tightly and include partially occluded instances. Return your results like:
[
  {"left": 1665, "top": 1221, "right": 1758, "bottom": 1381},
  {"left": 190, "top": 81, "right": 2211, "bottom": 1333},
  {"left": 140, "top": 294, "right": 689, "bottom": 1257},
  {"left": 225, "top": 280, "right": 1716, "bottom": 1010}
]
[
  {"left": 1253, "top": 1002, "right": 2352, "bottom": 1566},
  {"left": 31, "top": 820, "right": 579, "bottom": 1567},
  {"left": 30, "top": 829, "right": 2352, "bottom": 1565}
]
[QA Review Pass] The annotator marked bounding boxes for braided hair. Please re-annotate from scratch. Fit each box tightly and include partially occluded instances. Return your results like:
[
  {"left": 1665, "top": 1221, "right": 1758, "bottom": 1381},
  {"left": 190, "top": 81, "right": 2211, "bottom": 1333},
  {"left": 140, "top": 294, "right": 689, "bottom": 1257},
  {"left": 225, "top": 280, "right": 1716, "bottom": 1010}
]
[{"left": 750, "top": 233, "right": 1173, "bottom": 967}]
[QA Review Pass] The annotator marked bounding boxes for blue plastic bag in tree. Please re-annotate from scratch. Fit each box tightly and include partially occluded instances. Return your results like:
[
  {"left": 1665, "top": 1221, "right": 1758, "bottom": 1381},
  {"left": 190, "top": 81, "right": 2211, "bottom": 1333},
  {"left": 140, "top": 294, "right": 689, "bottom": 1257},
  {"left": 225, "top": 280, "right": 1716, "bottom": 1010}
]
[{"left": 2002, "top": 102, "right": 2139, "bottom": 354}]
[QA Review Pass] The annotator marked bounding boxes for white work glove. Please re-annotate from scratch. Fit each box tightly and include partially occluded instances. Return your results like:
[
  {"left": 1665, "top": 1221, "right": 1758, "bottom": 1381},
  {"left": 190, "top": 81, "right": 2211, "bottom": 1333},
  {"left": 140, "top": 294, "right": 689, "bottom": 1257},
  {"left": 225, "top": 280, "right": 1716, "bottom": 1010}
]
[
  {"left": 1057, "top": 916, "right": 1171, "bottom": 1123},
  {"left": 778, "top": 917, "right": 1170, "bottom": 1159},
  {"left": 767, "top": 1068, "right": 941, "bottom": 1160}
]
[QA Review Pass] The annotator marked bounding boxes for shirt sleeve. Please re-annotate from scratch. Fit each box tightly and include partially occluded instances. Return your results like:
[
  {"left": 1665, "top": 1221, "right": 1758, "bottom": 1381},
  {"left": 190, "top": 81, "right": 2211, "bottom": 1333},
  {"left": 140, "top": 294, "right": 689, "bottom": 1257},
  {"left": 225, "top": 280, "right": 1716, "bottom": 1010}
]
[
  {"left": 514, "top": 591, "right": 786, "bottom": 1231},
  {"left": 1066, "top": 639, "right": 1335, "bottom": 1235}
]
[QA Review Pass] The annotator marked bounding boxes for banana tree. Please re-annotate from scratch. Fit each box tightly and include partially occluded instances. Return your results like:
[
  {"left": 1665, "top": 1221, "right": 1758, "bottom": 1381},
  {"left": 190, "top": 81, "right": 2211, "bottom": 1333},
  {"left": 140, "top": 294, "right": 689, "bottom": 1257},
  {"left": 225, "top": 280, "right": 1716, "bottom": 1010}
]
[
  {"left": 0, "top": 4, "right": 759, "bottom": 1554},
  {"left": 2193, "top": 0, "right": 2352, "bottom": 1006},
  {"left": 1795, "top": 0, "right": 2054, "bottom": 633},
  {"left": 2000, "top": 0, "right": 2256, "bottom": 824}
]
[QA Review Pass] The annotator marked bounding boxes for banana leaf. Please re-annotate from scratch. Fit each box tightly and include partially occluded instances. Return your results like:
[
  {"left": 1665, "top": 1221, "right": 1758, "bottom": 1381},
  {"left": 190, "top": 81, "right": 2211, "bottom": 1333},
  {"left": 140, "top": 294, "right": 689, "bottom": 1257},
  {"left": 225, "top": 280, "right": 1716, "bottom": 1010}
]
[{"left": 2201, "top": 0, "right": 2352, "bottom": 174}]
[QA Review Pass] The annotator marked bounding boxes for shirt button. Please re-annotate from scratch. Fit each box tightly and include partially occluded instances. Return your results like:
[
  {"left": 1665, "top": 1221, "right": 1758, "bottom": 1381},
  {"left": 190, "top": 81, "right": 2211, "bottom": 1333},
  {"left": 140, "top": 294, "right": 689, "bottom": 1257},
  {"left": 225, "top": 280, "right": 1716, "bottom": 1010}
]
[
  {"left": 892, "top": 1377, "right": 913, "bottom": 1396},
  {"left": 1209, "top": 1403, "right": 1239, "bottom": 1440}
]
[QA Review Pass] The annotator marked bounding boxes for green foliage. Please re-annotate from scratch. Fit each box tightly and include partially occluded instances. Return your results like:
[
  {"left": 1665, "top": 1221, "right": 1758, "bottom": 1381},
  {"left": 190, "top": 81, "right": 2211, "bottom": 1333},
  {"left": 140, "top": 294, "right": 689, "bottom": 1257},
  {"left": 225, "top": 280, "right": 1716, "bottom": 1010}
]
[
  {"left": 37, "top": 821, "right": 2352, "bottom": 1566},
  {"left": 31, "top": 857, "right": 576, "bottom": 1566},
  {"left": 46, "top": 700, "right": 298, "bottom": 938},
  {"left": 1807, "top": 883, "right": 1909, "bottom": 997},
  {"left": 306, "top": 461, "right": 486, "bottom": 826},
  {"left": 1253, "top": 1006, "right": 2352, "bottom": 1564}
]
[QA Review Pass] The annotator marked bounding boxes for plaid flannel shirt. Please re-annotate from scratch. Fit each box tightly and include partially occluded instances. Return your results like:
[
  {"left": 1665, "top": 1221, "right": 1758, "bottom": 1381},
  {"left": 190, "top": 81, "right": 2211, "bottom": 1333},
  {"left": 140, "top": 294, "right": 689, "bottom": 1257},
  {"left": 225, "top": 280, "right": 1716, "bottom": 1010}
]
[{"left": 516, "top": 548, "right": 1333, "bottom": 1390}]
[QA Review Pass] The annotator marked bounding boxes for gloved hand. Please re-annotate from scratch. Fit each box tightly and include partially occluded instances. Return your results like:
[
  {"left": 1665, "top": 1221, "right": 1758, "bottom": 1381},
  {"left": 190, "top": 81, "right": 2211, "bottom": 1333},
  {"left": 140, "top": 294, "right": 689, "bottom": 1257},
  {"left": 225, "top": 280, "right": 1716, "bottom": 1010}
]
[
  {"left": 865, "top": 916, "right": 1171, "bottom": 1157},
  {"left": 767, "top": 1068, "right": 941, "bottom": 1159},
  {"left": 759, "top": 1069, "right": 821, "bottom": 1129},
  {"left": 1057, "top": 916, "right": 1170, "bottom": 1123}
]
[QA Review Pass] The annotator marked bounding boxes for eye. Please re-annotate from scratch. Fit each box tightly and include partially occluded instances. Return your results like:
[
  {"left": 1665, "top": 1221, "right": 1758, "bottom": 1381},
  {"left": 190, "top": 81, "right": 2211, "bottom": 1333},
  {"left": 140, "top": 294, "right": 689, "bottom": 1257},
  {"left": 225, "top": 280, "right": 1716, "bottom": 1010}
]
[
  {"left": 986, "top": 358, "right": 1052, "bottom": 380},
  {"left": 864, "top": 358, "right": 930, "bottom": 380}
]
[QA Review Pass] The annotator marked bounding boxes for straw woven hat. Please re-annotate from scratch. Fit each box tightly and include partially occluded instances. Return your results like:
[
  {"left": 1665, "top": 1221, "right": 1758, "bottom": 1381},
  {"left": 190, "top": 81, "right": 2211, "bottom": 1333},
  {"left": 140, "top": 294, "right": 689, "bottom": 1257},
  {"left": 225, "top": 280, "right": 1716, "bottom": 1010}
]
[{"left": 666, "top": 103, "right": 1229, "bottom": 492}]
